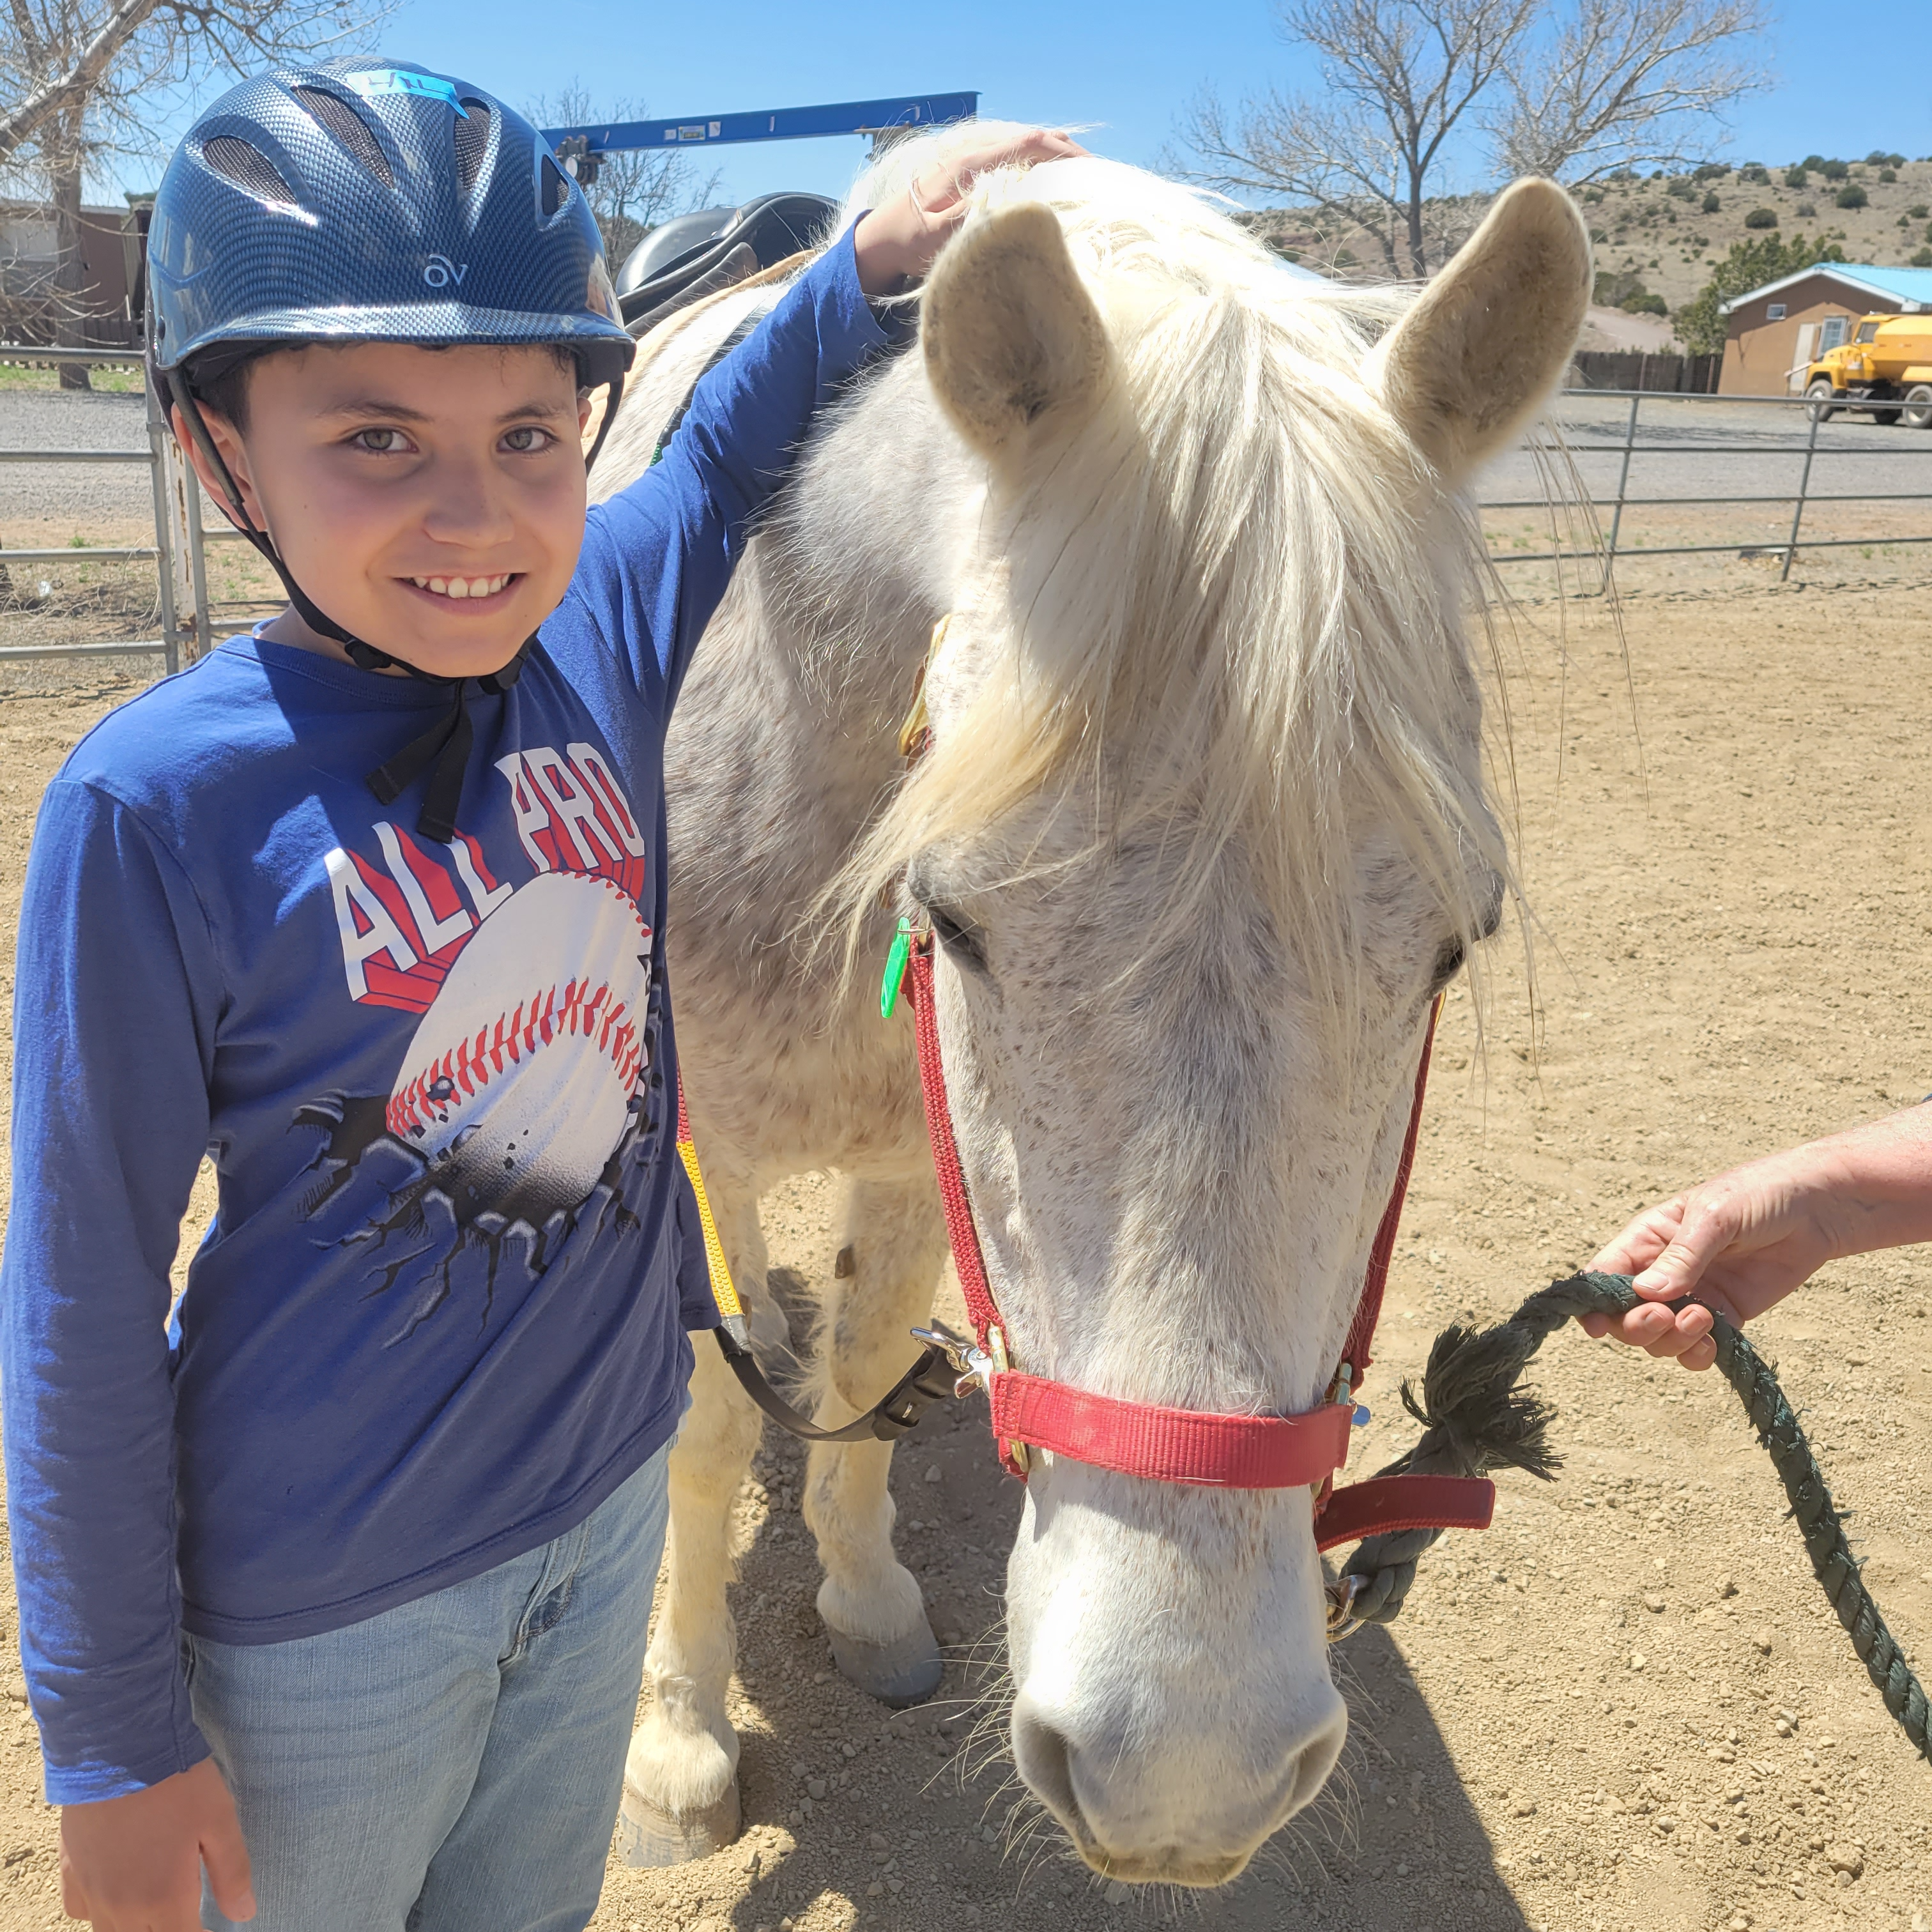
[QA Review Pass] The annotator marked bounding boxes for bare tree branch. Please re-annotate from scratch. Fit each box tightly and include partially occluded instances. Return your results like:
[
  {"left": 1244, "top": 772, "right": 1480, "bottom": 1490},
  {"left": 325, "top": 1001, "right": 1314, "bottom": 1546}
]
[
  {"left": 1177, "top": 0, "right": 1538, "bottom": 277},
  {"left": 1485, "top": 0, "right": 1769, "bottom": 182},
  {"left": 0, "top": 0, "right": 158, "bottom": 168}
]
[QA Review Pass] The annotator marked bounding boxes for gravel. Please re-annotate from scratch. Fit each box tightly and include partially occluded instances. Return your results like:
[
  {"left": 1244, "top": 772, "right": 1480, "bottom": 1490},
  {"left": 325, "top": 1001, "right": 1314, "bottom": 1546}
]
[
  {"left": 1480, "top": 392, "right": 1932, "bottom": 526},
  {"left": 0, "top": 387, "right": 157, "bottom": 526}
]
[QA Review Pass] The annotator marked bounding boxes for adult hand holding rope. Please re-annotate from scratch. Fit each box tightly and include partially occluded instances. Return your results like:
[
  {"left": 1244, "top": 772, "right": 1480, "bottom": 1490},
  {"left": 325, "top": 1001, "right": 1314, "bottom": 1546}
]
[{"left": 1581, "top": 1102, "right": 1932, "bottom": 1370}]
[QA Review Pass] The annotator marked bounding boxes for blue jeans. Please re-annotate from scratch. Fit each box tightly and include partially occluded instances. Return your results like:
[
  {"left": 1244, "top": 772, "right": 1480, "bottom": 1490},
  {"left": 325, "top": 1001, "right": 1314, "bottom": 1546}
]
[{"left": 187, "top": 1445, "right": 671, "bottom": 1932}]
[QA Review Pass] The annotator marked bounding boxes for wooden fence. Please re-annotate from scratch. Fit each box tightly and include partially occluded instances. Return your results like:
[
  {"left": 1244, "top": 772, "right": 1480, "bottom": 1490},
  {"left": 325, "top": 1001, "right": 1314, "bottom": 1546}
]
[{"left": 1570, "top": 349, "right": 1722, "bottom": 395}]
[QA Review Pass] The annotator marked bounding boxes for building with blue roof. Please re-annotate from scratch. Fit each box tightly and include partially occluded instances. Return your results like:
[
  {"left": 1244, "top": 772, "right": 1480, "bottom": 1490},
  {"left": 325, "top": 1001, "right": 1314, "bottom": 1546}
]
[{"left": 1718, "top": 261, "right": 1932, "bottom": 395}]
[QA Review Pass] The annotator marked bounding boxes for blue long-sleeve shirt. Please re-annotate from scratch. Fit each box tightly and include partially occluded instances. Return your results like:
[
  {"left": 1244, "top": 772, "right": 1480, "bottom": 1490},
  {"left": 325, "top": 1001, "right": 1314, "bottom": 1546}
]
[{"left": 1, "top": 229, "right": 901, "bottom": 1803}]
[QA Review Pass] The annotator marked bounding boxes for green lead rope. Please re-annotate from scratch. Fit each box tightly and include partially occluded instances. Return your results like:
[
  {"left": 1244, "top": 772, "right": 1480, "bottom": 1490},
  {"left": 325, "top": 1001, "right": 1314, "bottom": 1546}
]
[{"left": 1344, "top": 1270, "right": 1929, "bottom": 1764}]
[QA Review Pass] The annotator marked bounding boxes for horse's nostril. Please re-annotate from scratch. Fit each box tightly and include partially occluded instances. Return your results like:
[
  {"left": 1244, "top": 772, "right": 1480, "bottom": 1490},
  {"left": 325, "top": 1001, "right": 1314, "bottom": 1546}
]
[{"left": 1011, "top": 1706, "right": 1084, "bottom": 1831}]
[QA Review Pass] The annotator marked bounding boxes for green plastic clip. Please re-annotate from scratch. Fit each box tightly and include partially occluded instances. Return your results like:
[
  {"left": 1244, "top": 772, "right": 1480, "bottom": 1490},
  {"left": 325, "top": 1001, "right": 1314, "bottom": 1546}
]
[{"left": 880, "top": 916, "right": 915, "bottom": 1020}]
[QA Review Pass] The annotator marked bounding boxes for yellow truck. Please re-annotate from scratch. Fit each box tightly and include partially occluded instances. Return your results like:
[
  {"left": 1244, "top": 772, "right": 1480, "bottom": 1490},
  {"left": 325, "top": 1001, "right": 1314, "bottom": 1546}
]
[{"left": 1804, "top": 312, "right": 1932, "bottom": 427}]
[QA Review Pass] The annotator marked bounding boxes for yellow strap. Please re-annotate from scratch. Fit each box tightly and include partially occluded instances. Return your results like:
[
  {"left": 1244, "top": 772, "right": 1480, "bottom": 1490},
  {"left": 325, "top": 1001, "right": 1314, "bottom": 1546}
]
[{"left": 676, "top": 1103, "right": 743, "bottom": 1327}]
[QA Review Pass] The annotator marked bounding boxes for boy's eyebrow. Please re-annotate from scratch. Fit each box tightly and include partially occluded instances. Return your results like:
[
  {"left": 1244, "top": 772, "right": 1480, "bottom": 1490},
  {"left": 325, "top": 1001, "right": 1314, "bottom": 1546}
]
[{"left": 315, "top": 395, "right": 578, "bottom": 424}]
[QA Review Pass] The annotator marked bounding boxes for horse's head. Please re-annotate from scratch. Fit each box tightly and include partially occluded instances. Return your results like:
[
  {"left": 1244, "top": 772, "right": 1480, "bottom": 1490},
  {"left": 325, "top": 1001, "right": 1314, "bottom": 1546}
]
[{"left": 849, "top": 157, "right": 1588, "bottom": 1883}]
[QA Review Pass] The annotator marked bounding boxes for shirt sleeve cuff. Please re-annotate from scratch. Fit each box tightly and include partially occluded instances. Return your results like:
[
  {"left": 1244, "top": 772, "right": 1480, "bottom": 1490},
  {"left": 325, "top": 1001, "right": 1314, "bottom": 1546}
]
[{"left": 807, "top": 220, "right": 917, "bottom": 362}]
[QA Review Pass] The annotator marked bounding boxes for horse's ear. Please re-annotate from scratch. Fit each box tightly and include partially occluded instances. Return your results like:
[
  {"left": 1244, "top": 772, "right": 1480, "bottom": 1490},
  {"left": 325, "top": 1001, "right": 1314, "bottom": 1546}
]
[
  {"left": 1365, "top": 178, "right": 1591, "bottom": 488},
  {"left": 922, "top": 201, "right": 1108, "bottom": 461}
]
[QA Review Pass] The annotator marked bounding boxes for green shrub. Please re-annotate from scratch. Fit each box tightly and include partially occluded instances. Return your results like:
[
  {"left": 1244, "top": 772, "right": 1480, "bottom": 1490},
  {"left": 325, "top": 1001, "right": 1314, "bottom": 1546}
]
[
  {"left": 1666, "top": 178, "right": 1696, "bottom": 200},
  {"left": 1784, "top": 165, "right": 1807, "bottom": 187},
  {"left": 1821, "top": 159, "right": 1850, "bottom": 180},
  {"left": 1914, "top": 247, "right": 1932, "bottom": 268},
  {"left": 1623, "top": 291, "right": 1668, "bottom": 316},
  {"left": 1909, "top": 203, "right": 1929, "bottom": 219},
  {"left": 1741, "top": 165, "right": 1771, "bottom": 184},
  {"left": 1744, "top": 206, "right": 1779, "bottom": 228},
  {"left": 1836, "top": 184, "right": 1868, "bottom": 208},
  {"left": 1701, "top": 190, "right": 1722, "bottom": 213},
  {"left": 1802, "top": 153, "right": 1826, "bottom": 169},
  {"left": 1797, "top": 200, "right": 1818, "bottom": 217},
  {"left": 1880, "top": 169, "right": 1897, "bottom": 183},
  {"left": 1674, "top": 233, "right": 1848, "bottom": 355}
]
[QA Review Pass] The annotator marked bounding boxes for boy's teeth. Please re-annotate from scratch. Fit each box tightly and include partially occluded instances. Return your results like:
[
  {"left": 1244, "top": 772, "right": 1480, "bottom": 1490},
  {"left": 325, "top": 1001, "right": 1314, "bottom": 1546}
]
[{"left": 411, "top": 574, "right": 509, "bottom": 599}]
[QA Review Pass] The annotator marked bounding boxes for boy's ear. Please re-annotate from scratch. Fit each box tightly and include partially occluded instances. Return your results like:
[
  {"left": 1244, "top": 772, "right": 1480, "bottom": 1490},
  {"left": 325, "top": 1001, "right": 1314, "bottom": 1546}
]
[
  {"left": 921, "top": 201, "right": 1110, "bottom": 463},
  {"left": 171, "top": 402, "right": 259, "bottom": 533}
]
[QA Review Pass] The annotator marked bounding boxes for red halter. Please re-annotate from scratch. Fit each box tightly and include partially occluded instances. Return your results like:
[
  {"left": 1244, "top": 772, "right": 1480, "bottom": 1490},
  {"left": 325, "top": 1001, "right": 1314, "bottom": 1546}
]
[{"left": 903, "top": 934, "right": 1494, "bottom": 1550}]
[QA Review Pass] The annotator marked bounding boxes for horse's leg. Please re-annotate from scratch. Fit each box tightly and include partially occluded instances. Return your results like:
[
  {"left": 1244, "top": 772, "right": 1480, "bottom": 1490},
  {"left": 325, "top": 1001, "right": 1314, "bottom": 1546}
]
[
  {"left": 617, "top": 1171, "right": 766, "bottom": 1866},
  {"left": 806, "top": 1171, "right": 951, "bottom": 1706}
]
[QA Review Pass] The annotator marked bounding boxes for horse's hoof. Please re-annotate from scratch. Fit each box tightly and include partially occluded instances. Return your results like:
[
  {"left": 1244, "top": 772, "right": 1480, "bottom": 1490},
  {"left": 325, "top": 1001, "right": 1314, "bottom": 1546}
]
[
  {"left": 615, "top": 1780, "right": 741, "bottom": 1867},
  {"left": 827, "top": 1617, "right": 944, "bottom": 1706}
]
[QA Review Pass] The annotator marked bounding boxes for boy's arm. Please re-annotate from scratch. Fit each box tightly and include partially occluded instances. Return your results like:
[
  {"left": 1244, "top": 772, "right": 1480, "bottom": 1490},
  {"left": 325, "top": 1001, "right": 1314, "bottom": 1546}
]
[
  {"left": 1, "top": 779, "right": 222, "bottom": 1802},
  {"left": 571, "top": 221, "right": 905, "bottom": 701},
  {"left": 569, "top": 126, "right": 1086, "bottom": 703}
]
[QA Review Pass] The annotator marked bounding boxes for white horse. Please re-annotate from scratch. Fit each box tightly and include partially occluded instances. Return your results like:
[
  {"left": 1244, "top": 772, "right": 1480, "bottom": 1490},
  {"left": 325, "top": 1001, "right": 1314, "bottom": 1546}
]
[{"left": 595, "top": 135, "right": 1590, "bottom": 1887}]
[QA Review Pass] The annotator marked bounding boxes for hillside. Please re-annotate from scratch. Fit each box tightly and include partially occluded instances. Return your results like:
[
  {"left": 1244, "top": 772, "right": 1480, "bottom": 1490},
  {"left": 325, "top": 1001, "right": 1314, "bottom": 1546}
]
[{"left": 1246, "top": 150, "right": 1932, "bottom": 340}]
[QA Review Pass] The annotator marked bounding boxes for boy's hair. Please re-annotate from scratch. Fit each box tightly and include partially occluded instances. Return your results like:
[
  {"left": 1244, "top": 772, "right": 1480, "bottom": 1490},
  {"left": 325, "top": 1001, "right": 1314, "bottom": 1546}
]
[
  {"left": 185, "top": 342, "right": 271, "bottom": 431},
  {"left": 185, "top": 340, "right": 586, "bottom": 433}
]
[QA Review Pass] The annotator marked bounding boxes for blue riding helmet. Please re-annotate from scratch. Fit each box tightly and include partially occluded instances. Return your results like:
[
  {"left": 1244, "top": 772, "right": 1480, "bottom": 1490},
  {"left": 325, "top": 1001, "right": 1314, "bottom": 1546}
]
[
  {"left": 148, "top": 58, "right": 632, "bottom": 387},
  {"left": 146, "top": 60, "right": 638, "bottom": 844}
]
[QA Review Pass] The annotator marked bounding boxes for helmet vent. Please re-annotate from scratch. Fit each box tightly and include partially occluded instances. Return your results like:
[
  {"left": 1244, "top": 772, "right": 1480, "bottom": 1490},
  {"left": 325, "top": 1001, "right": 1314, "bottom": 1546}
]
[
  {"left": 201, "top": 135, "right": 296, "bottom": 206},
  {"left": 539, "top": 153, "right": 571, "bottom": 220},
  {"left": 291, "top": 86, "right": 394, "bottom": 188},
  {"left": 453, "top": 98, "right": 492, "bottom": 193}
]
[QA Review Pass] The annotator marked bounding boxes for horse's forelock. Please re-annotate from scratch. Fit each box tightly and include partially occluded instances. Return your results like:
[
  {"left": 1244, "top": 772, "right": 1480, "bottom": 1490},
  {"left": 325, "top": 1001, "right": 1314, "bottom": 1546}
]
[{"left": 825, "top": 143, "right": 1511, "bottom": 1031}]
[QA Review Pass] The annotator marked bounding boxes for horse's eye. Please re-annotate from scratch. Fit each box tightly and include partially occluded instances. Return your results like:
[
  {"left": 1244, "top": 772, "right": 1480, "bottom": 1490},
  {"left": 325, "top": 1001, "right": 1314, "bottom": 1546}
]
[
  {"left": 928, "top": 905, "right": 986, "bottom": 969},
  {"left": 1430, "top": 937, "right": 1466, "bottom": 988}
]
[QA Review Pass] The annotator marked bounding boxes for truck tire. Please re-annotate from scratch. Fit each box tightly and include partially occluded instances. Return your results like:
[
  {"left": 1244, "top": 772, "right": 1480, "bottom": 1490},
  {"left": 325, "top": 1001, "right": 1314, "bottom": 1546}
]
[
  {"left": 1805, "top": 379, "right": 1838, "bottom": 422},
  {"left": 1869, "top": 403, "right": 1902, "bottom": 425},
  {"left": 1905, "top": 383, "right": 1932, "bottom": 431}
]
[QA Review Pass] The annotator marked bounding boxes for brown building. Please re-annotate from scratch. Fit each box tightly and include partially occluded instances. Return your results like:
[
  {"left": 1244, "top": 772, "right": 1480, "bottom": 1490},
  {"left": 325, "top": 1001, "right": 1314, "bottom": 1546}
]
[
  {"left": 0, "top": 198, "right": 151, "bottom": 349},
  {"left": 1719, "top": 263, "right": 1932, "bottom": 396}
]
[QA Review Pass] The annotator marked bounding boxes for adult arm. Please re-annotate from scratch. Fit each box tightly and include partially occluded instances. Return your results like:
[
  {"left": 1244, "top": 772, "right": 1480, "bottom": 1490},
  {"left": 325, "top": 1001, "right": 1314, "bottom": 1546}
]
[{"left": 1581, "top": 1103, "right": 1932, "bottom": 1369}]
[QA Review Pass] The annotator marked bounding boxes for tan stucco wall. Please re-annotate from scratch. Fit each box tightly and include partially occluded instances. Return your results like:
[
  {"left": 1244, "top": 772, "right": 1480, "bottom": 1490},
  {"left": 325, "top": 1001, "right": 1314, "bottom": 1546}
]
[{"left": 1719, "top": 276, "right": 1904, "bottom": 395}]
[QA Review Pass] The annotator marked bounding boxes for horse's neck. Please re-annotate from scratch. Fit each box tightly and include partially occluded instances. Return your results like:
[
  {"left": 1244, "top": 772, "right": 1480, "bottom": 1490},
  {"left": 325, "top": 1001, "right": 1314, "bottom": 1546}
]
[{"left": 662, "top": 340, "right": 971, "bottom": 960}]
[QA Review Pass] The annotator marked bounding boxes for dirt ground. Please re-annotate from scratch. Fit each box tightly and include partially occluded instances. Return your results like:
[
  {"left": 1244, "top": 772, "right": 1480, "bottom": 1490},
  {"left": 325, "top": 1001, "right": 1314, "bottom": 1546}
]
[{"left": 0, "top": 565, "right": 1929, "bottom": 1932}]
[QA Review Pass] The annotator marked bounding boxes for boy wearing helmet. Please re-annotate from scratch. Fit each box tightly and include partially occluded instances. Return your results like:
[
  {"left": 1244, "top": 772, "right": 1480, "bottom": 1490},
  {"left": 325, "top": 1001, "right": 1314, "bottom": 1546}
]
[{"left": 0, "top": 59, "right": 1076, "bottom": 1932}]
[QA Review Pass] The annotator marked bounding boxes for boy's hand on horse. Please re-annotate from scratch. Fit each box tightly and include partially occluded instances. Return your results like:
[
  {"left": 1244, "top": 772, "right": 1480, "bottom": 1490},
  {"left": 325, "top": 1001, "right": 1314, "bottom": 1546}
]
[
  {"left": 852, "top": 126, "right": 1088, "bottom": 294},
  {"left": 59, "top": 1758, "right": 254, "bottom": 1929},
  {"left": 1582, "top": 1103, "right": 1932, "bottom": 1370}
]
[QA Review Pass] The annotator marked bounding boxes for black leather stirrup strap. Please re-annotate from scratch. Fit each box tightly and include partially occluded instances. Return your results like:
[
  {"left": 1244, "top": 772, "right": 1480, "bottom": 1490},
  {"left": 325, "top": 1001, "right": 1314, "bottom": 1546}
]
[{"left": 714, "top": 1328, "right": 960, "bottom": 1445}]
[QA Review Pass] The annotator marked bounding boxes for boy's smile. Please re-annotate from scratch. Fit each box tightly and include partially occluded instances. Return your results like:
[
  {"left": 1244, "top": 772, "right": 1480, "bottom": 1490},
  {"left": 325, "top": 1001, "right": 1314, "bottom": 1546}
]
[{"left": 180, "top": 339, "right": 594, "bottom": 679}]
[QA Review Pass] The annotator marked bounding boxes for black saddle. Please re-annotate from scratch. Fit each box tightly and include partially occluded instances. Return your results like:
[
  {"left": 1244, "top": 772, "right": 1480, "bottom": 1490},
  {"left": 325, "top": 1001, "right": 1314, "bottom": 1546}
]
[{"left": 617, "top": 191, "right": 840, "bottom": 337}]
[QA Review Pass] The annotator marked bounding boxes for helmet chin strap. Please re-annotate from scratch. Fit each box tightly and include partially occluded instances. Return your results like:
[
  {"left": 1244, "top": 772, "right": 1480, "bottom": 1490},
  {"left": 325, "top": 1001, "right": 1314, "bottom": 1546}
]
[{"left": 155, "top": 355, "right": 626, "bottom": 844}]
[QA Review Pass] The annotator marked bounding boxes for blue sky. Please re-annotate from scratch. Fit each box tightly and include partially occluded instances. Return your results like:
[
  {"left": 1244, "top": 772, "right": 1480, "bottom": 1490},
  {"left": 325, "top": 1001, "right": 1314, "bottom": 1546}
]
[{"left": 111, "top": 0, "right": 1930, "bottom": 208}]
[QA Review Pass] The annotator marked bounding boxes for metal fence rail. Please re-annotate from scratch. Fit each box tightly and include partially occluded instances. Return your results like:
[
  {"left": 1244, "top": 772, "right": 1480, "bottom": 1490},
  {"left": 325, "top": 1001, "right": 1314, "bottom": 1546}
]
[
  {"left": 8, "top": 362, "right": 1932, "bottom": 676},
  {"left": 0, "top": 343, "right": 213, "bottom": 670},
  {"left": 1482, "top": 388, "right": 1932, "bottom": 581}
]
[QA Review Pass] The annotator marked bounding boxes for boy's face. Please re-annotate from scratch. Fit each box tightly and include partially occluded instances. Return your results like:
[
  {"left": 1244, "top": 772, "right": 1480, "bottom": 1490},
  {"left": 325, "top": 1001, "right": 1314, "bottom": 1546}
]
[{"left": 184, "top": 341, "right": 593, "bottom": 678}]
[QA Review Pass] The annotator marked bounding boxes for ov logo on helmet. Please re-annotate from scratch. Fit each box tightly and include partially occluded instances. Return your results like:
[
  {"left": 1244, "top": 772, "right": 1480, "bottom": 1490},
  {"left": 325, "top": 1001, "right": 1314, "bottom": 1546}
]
[{"left": 422, "top": 254, "right": 469, "bottom": 288}]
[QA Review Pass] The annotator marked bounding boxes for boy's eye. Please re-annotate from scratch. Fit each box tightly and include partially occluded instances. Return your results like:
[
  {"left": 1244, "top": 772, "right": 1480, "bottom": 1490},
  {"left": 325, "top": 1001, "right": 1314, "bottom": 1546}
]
[
  {"left": 350, "top": 427, "right": 411, "bottom": 455},
  {"left": 502, "top": 426, "right": 554, "bottom": 454}
]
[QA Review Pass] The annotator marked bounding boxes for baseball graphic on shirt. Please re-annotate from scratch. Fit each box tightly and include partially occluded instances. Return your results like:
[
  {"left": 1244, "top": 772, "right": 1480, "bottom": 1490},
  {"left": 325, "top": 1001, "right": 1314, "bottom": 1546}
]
[{"left": 387, "top": 871, "right": 653, "bottom": 1225}]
